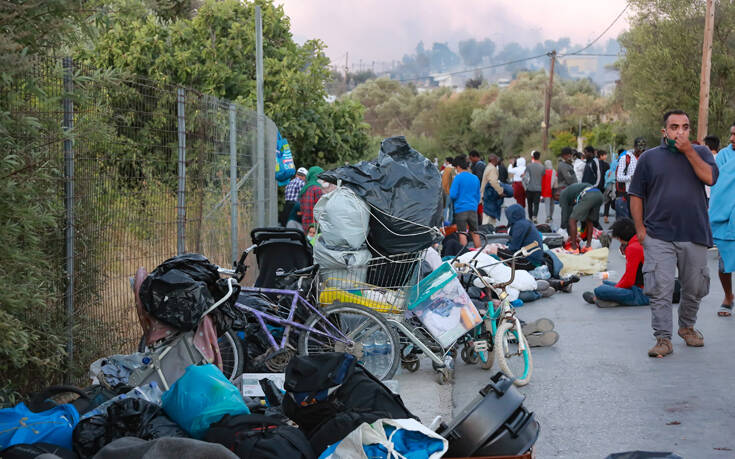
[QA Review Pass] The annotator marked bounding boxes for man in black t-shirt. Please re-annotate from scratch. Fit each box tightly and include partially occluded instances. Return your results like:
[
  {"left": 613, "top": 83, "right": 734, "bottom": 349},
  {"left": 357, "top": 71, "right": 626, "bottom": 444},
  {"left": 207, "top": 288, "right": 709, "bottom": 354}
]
[{"left": 629, "top": 110, "right": 719, "bottom": 358}]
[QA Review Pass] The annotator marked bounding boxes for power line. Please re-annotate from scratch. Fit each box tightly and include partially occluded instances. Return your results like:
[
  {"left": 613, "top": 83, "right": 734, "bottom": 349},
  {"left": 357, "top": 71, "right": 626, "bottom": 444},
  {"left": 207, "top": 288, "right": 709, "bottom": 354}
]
[
  {"left": 398, "top": 53, "right": 549, "bottom": 82},
  {"left": 559, "top": 3, "right": 630, "bottom": 57}
]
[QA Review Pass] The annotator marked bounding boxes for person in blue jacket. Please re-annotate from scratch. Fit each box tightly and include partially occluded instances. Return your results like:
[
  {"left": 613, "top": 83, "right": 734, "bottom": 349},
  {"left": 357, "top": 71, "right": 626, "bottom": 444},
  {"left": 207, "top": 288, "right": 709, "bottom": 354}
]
[
  {"left": 450, "top": 154, "right": 482, "bottom": 249},
  {"left": 497, "top": 204, "right": 544, "bottom": 270}
]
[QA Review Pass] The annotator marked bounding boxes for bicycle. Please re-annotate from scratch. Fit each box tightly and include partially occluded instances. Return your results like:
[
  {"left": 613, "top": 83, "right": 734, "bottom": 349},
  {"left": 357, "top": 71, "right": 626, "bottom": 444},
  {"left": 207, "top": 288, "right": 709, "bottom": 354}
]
[
  {"left": 224, "top": 247, "right": 401, "bottom": 380},
  {"left": 452, "top": 238, "right": 540, "bottom": 386}
]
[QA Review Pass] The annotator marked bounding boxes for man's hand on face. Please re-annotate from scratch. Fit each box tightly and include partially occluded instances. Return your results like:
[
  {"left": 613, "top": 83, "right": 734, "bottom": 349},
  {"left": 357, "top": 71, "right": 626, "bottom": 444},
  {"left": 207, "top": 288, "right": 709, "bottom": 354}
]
[{"left": 675, "top": 133, "right": 694, "bottom": 154}]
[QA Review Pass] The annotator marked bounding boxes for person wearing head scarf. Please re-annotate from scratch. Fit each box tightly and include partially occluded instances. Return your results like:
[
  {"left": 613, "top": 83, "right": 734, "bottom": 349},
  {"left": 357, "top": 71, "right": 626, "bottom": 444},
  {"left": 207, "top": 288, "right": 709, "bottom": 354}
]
[{"left": 299, "top": 166, "right": 324, "bottom": 230}]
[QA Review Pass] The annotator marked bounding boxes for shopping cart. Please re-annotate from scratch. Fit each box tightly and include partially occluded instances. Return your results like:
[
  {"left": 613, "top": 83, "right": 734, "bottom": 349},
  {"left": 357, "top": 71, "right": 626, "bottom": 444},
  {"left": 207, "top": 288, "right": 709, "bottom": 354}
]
[{"left": 318, "top": 248, "right": 477, "bottom": 384}]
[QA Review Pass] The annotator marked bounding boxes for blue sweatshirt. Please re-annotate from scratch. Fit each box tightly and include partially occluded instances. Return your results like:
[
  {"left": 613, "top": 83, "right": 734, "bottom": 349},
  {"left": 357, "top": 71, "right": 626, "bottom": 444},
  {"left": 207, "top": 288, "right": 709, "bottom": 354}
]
[
  {"left": 449, "top": 171, "right": 480, "bottom": 214},
  {"left": 505, "top": 204, "right": 544, "bottom": 266}
]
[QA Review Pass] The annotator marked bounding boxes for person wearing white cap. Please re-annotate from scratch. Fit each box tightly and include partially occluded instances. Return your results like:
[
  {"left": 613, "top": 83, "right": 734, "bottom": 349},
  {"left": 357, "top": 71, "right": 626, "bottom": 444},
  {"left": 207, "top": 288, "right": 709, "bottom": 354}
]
[{"left": 280, "top": 167, "right": 308, "bottom": 226}]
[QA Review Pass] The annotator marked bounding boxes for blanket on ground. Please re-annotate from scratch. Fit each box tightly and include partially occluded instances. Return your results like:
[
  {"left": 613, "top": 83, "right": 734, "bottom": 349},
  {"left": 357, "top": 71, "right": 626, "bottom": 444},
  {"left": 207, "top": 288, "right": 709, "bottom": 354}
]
[{"left": 551, "top": 247, "right": 609, "bottom": 276}]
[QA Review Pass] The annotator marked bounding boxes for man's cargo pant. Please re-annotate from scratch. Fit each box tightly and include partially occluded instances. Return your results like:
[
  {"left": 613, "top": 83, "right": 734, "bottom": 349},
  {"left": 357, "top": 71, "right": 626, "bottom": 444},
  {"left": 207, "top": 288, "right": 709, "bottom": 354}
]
[{"left": 641, "top": 236, "right": 710, "bottom": 339}]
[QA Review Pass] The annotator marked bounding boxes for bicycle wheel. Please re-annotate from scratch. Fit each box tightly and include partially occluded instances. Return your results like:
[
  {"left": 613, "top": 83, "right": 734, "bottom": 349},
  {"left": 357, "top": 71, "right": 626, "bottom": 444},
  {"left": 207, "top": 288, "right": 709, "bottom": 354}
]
[
  {"left": 138, "top": 329, "right": 244, "bottom": 382},
  {"left": 494, "top": 321, "right": 532, "bottom": 386},
  {"left": 218, "top": 329, "right": 245, "bottom": 381},
  {"left": 298, "top": 302, "right": 400, "bottom": 380}
]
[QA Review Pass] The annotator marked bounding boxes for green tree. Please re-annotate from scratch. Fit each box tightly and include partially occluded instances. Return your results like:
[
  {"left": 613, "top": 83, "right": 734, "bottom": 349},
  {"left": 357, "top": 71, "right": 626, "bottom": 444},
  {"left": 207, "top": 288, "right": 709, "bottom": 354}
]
[
  {"left": 79, "top": 0, "right": 370, "bottom": 168},
  {"left": 1, "top": 0, "right": 88, "bottom": 402},
  {"left": 549, "top": 131, "right": 577, "bottom": 156},
  {"left": 618, "top": 0, "right": 735, "bottom": 142}
]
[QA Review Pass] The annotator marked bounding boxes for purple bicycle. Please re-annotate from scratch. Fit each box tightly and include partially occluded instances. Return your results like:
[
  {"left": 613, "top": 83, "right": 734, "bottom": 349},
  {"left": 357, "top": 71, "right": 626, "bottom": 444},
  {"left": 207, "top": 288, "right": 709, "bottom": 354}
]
[{"left": 220, "top": 247, "right": 401, "bottom": 380}]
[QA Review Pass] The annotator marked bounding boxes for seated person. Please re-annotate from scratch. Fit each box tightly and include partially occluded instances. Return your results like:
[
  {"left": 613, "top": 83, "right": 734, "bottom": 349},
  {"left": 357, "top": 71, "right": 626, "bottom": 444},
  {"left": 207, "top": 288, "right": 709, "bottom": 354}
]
[
  {"left": 496, "top": 204, "right": 544, "bottom": 271},
  {"left": 560, "top": 182, "right": 604, "bottom": 251},
  {"left": 582, "top": 217, "right": 649, "bottom": 308}
]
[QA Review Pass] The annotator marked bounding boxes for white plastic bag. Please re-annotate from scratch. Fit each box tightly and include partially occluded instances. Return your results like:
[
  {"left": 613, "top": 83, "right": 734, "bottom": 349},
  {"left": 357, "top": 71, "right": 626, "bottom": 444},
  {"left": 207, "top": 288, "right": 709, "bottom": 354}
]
[
  {"left": 458, "top": 252, "right": 538, "bottom": 292},
  {"left": 321, "top": 418, "right": 447, "bottom": 459},
  {"left": 314, "top": 236, "right": 371, "bottom": 283},
  {"left": 314, "top": 186, "right": 370, "bottom": 250}
]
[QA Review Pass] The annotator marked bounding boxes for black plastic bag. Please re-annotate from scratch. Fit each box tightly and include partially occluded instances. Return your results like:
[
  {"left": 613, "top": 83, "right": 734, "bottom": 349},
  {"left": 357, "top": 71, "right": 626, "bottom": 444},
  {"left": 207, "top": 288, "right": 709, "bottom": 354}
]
[
  {"left": 73, "top": 398, "right": 187, "bottom": 458},
  {"left": 319, "top": 136, "right": 442, "bottom": 255},
  {"left": 140, "top": 254, "right": 240, "bottom": 332}
]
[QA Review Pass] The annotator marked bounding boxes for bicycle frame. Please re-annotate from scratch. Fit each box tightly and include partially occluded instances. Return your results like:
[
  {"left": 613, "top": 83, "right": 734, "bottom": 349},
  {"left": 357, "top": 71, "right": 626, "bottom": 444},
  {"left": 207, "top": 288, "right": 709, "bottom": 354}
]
[{"left": 234, "top": 286, "right": 359, "bottom": 354}]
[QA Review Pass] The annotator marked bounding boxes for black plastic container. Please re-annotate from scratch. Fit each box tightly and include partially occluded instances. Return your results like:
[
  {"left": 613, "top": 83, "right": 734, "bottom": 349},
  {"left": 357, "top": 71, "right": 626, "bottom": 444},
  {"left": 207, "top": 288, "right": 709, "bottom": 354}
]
[
  {"left": 439, "top": 372, "right": 525, "bottom": 457},
  {"left": 474, "top": 405, "right": 540, "bottom": 456}
]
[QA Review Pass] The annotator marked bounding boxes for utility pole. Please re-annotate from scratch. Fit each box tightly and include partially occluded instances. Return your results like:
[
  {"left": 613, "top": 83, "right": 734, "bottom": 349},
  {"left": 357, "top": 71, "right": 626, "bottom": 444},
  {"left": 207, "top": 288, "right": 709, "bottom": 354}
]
[
  {"left": 255, "top": 5, "right": 265, "bottom": 228},
  {"left": 542, "top": 50, "right": 557, "bottom": 153},
  {"left": 697, "top": 0, "right": 715, "bottom": 143}
]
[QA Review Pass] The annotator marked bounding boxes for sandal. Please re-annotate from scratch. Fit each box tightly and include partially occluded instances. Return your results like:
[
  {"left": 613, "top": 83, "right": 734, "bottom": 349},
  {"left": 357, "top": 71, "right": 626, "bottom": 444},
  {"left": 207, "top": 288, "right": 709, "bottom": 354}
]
[{"left": 718, "top": 303, "right": 733, "bottom": 317}]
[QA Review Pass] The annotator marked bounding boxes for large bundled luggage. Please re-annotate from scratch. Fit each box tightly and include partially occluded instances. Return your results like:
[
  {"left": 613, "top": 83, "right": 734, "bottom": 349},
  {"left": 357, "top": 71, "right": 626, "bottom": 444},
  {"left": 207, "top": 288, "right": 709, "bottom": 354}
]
[
  {"left": 281, "top": 353, "right": 417, "bottom": 456},
  {"left": 319, "top": 136, "right": 442, "bottom": 255}
]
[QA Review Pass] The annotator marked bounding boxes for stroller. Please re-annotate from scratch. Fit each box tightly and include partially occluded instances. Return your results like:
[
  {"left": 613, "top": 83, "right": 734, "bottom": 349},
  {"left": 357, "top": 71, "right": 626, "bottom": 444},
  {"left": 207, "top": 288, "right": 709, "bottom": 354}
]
[
  {"left": 125, "top": 255, "right": 242, "bottom": 390},
  {"left": 250, "top": 227, "right": 313, "bottom": 288}
]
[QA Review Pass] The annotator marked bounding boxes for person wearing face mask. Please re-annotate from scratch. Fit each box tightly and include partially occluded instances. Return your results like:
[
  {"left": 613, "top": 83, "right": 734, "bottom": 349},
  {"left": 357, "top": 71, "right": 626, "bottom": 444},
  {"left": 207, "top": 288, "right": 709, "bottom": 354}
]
[{"left": 629, "top": 110, "right": 719, "bottom": 358}]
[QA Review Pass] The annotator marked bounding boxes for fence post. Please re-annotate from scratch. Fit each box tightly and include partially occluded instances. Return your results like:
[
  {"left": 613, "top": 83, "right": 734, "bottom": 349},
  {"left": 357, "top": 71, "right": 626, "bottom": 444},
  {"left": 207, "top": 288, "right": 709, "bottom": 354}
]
[
  {"left": 229, "top": 104, "right": 239, "bottom": 264},
  {"left": 62, "top": 57, "right": 75, "bottom": 382},
  {"left": 176, "top": 88, "right": 186, "bottom": 254},
  {"left": 255, "top": 5, "right": 266, "bottom": 228}
]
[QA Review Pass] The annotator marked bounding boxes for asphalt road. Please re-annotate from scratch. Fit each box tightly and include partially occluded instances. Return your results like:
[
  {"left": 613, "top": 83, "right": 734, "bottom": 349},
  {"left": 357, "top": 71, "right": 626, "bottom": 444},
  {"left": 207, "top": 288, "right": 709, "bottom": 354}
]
[{"left": 398, "top": 200, "right": 735, "bottom": 458}]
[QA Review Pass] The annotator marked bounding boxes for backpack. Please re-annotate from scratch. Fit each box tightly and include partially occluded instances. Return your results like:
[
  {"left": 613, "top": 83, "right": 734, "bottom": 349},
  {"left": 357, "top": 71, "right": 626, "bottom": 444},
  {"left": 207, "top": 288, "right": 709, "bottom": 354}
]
[
  {"left": 203, "top": 414, "right": 315, "bottom": 459},
  {"left": 281, "top": 353, "right": 416, "bottom": 435}
]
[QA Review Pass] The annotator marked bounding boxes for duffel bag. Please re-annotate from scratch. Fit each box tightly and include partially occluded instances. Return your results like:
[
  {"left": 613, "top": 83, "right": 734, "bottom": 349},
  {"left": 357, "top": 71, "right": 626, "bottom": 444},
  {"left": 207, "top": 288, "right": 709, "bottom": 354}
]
[
  {"left": 204, "top": 414, "right": 314, "bottom": 459},
  {"left": 282, "top": 353, "right": 416, "bottom": 434}
]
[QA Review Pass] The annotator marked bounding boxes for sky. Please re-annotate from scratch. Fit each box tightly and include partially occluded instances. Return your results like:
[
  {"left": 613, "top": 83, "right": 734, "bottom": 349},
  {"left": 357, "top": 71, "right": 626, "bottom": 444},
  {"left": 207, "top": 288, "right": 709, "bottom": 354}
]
[{"left": 279, "top": 0, "right": 631, "bottom": 69}]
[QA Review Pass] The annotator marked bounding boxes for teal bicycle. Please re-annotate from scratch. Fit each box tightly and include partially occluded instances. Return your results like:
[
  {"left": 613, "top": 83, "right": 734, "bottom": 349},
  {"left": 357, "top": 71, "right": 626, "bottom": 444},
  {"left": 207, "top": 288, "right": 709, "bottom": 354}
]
[{"left": 453, "top": 240, "right": 539, "bottom": 386}]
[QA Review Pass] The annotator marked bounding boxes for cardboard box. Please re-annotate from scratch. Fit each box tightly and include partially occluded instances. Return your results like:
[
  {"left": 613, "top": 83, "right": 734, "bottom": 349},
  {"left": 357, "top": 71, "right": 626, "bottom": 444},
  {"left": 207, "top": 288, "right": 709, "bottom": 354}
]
[{"left": 234, "top": 373, "right": 285, "bottom": 398}]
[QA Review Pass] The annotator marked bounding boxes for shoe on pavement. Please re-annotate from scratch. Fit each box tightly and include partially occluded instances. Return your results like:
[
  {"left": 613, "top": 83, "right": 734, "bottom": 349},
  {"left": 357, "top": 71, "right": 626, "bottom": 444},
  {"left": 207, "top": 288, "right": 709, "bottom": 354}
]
[
  {"left": 525, "top": 330, "right": 559, "bottom": 348},
  {"left": 678, "top": 327, "right": 704, "bottom": 347},
  {"left": 595, "top": 299, "right": 620, "bottom": 308},
  {"left": 648, "top": 337, "right": 673, "bottom": 358},
  {"left": 582, "top": 291, "right": 595, "bottom": 304},
  {"left": 540, "top": 286, "right": 556, "bottom": 297},
  {"left": 523, "top": 318, "right": 555, "bottom": 334},
  {"left": 561, "top": 284, "right": 573, "bottom": 293}
]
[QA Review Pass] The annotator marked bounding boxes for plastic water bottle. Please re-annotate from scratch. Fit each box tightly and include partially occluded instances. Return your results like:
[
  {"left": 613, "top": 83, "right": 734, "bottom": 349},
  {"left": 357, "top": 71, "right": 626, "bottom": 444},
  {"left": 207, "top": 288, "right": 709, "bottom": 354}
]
[
  {"left": 594, "top": 271, "right": 618, "bottom": 280},
  {"left": 362, "top": 337, "right": 375, "bottom": 368},
  {"left": 80, "top": 382, "right": 163, "bottom": 420},
  {"left": 373, "top": 331, "right": 390, "bottom": 372}
]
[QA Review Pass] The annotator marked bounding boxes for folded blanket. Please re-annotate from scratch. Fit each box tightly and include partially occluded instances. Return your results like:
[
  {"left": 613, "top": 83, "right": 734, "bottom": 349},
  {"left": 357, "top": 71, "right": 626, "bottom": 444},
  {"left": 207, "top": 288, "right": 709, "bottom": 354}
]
[{"left": 552, "top": 247, "right": 609, "bottom": 276}]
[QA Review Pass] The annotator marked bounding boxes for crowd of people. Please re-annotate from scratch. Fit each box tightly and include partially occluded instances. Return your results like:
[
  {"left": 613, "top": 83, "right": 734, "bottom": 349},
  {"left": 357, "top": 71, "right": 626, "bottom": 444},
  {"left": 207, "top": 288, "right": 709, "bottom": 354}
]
[
  {"left": 439, "top": 109, "right": 733, "bottom": 359},
  {"left": 280, "top": 109, "right": 734, "bottom": 359}
]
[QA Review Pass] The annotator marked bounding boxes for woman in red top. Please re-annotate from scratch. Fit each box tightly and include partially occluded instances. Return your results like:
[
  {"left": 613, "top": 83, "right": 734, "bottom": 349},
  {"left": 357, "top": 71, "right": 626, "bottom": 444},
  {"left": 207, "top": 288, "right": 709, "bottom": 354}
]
[
  {"left": 299, "top": 166, "right": 324, "bottom": 230},
  {"left": 541, "top": 160, "right": 557, "bottom": 224},
  {"left": 582, "top": 218, "right": 650, "bottom": 307}
]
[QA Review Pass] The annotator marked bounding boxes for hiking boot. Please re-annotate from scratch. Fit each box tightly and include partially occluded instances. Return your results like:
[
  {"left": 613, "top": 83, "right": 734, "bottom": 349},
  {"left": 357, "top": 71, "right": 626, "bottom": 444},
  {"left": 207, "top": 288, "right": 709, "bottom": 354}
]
[
  {"left": 648, "top": 337, "right": 673, "bottom": 358},
  {"left": 678, "top": 327, "right": 704, "bottom": 347},
  {"left": 582, "top": 291, "right": 595, "bottom": 304},
  {"left": 595, "top": 299, "right": 620, "bottom": 308}
]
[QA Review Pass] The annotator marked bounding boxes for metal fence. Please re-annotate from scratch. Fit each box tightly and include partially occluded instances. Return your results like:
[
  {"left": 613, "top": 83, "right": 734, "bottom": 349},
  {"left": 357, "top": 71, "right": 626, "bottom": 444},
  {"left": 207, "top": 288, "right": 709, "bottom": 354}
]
[{"left": 9, "top": 57, "right": 278, "bottom": 381}]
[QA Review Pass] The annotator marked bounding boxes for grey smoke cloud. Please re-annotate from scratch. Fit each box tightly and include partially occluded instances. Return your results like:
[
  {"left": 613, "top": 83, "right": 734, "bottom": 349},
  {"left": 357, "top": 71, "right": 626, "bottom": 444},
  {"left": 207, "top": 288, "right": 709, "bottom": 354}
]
[{"left": 280, "top": 0, "right": 629, "bottom": 65}]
